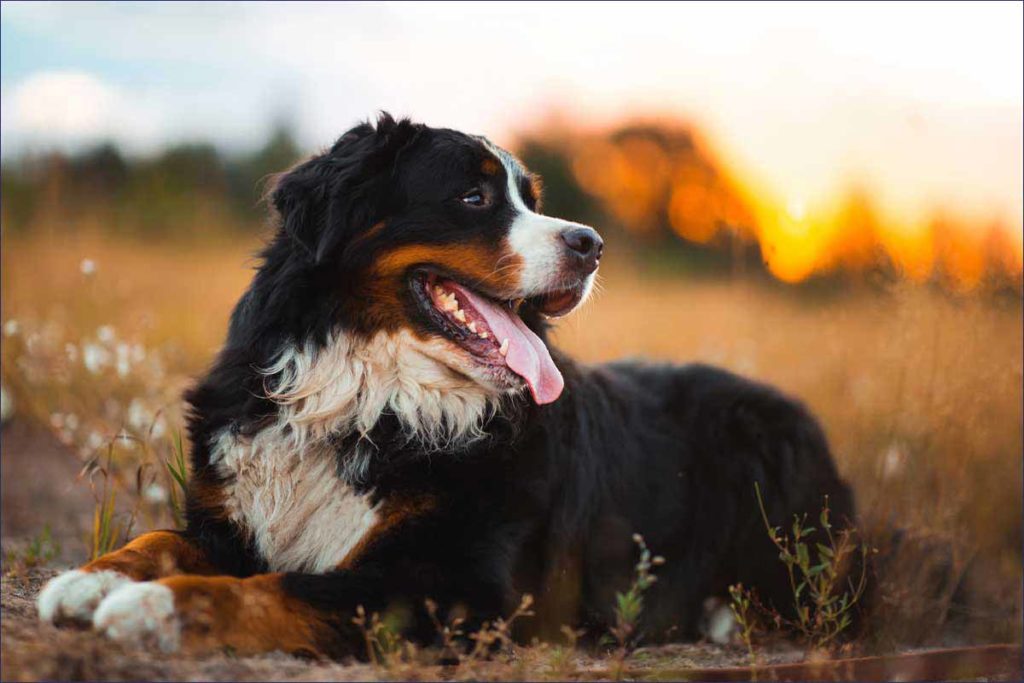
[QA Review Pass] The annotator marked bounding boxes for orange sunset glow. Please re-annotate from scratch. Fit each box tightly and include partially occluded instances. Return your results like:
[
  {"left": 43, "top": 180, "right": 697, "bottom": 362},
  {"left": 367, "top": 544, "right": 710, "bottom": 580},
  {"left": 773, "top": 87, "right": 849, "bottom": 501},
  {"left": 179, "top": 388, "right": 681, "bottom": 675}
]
[{"left": 547, "top": 121, "right": 1022, "bottom": 289}]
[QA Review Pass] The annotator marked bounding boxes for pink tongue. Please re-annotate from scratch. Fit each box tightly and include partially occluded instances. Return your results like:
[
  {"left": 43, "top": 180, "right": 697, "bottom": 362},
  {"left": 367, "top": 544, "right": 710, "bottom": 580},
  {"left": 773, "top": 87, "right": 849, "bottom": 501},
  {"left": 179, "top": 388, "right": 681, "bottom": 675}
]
[{"left": 449, "top": 284, "right": 564, "bottom": 405}]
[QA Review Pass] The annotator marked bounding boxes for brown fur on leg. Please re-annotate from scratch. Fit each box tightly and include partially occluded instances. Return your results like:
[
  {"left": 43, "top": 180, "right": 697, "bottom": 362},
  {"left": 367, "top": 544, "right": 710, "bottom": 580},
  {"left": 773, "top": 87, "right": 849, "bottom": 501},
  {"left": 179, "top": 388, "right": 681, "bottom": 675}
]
[
  {"left": 157, "top": 573, "right": 331, "bottom": 656},
  {"left": 84, "top": 531, "right": 217, "bottom": 580}
]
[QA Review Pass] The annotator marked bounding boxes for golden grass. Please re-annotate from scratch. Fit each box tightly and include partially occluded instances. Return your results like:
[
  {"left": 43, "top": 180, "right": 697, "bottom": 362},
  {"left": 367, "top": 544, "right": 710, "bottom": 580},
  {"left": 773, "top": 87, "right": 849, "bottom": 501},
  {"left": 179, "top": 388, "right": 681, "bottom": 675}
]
[
  {"left": 1, "top": 232, "right": 255, "bottom": 368},
  {"left": 2, "top": 231, "right": 1021, "bottom": 649}
]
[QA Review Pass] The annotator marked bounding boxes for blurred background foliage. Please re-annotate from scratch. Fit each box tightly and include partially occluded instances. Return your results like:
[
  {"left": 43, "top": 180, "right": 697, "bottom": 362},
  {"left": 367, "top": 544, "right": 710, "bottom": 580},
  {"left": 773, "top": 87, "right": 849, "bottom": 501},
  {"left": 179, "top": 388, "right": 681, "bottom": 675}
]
[
  {"left": 3, "top": 117, "right": 1020, "bottom": 297},
  {"left": 1, "top": 122, "right": 301, "bottom": 240}
]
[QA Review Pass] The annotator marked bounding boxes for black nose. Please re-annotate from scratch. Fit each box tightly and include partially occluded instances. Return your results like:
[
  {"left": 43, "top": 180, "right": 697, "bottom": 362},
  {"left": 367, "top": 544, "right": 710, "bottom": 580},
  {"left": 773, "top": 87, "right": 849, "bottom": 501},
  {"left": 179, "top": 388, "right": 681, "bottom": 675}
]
[{"left": 560, "top": 227, "right": 604, "bottom": 272}]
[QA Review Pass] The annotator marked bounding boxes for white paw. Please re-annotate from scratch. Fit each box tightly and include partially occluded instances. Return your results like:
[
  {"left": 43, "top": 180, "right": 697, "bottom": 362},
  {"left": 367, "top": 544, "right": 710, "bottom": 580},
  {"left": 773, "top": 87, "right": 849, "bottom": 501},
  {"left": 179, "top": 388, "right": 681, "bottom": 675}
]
[
  {"left": 93, "top": 582, "right": 180, "bottom": 652},
  {"left": 37, "top": 569, "right": 133, "bottom": 624}
]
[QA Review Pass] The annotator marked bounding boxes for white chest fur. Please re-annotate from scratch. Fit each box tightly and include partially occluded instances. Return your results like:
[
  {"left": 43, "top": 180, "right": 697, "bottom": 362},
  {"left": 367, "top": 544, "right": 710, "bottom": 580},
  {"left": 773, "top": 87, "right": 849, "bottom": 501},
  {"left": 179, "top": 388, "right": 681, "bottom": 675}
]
[{"left": 212, "top": 430, "right": 380, "bottom": 573}]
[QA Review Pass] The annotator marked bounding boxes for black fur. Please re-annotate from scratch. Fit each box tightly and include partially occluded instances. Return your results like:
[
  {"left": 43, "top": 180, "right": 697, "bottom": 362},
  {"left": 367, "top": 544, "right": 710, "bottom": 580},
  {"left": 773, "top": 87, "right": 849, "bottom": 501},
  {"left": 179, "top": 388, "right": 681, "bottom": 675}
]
[{"left": 182, "top": 114, "right": 857, "bottom": 656}]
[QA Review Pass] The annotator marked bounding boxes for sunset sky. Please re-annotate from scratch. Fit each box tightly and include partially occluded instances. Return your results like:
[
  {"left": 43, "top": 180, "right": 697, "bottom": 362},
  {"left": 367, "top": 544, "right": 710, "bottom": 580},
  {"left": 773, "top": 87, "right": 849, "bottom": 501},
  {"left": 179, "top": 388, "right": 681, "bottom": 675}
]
[{"left": 2, "top": 1, "right": 1021, "bottom": 242}]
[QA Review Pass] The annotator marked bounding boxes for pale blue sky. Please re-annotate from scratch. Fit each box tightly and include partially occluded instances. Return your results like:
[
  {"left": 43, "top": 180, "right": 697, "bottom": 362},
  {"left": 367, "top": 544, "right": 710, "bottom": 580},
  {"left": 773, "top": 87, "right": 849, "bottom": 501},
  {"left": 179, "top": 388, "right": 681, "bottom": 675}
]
[{"left": 2, "top": 1, "right": 1021, "bottom": 230}]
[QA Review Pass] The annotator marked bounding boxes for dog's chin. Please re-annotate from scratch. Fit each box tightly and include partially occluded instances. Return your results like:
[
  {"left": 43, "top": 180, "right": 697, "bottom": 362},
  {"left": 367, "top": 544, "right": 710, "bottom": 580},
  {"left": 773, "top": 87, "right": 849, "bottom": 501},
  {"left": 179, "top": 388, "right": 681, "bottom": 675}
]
[{"left": 411, "top": 335, "right": 525, "bottom": 397}]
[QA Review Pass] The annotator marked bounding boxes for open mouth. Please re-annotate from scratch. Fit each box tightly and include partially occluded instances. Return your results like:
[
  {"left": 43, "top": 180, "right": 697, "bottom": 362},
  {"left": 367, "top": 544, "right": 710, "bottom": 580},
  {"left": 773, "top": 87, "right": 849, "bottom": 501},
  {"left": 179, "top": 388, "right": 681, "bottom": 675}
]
[{"left": 411, "top": 272, "right": 585, "bottom": 404}]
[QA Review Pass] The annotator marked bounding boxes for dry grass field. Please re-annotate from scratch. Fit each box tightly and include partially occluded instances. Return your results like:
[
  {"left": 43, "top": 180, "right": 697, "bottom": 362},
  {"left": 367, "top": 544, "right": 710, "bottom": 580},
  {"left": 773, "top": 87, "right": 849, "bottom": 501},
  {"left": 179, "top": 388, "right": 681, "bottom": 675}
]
[{"left": 1, "top": 231, "right": 1021, "bottom": 679}]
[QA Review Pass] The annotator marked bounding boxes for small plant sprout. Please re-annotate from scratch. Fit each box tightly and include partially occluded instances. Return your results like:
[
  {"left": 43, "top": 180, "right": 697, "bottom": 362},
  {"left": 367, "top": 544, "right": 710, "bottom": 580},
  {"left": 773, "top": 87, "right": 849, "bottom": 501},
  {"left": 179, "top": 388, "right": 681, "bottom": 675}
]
[
  {"left": 425, "top": 597, "right": 466, "bottom": 663},
  {"left": 728, "top": 583, "right": 759, "bottom": 668},
  {"left": 165, "top": 429, "right": 190, "bottom": 529},
  {"left": 609, "top": 533, "right": 666, "bottom": 656},
  {"left": 753, "top": 482, "right": 871, "bottom": 650},
  {"left": 354, "top": 594, "right": 536, "bottom": 673},
  {"left": 4, "top": 524, "right": 61, "bottom": 574},
  {"left": 352, "top": 604, "right": 412, "bottom": 668},
  {"left": 85, "top": 445, "right": 135, "bottom": 561},
  {"left": 465, "top": 593, "right": 534, "bottom": 662},
  {"left": 546, "top": 625, "right": 585, "bottom": 678}
]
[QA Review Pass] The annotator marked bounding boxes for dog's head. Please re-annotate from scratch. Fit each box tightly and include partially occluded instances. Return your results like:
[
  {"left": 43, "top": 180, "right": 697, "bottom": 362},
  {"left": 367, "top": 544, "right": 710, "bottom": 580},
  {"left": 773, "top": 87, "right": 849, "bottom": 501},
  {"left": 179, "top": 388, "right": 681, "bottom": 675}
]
[{"left": 263, "top": 114, "right": 602, "bottom": 410}]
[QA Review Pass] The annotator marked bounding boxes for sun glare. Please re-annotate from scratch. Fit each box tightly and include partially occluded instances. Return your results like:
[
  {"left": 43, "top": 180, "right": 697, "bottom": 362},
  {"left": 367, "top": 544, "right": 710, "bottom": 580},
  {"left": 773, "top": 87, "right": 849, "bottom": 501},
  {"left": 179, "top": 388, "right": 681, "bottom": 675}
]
[{"left": 557, "top": 122, "right": 1022, "bottom": 289}]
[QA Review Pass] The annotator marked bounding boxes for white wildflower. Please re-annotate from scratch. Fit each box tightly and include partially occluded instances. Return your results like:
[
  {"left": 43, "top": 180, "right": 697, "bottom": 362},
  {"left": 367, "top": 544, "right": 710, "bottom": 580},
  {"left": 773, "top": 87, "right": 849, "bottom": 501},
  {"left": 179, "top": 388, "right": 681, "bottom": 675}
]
[
  {"left": 50, "top": 413, "right": 65, "bottom": 429},
  {"left": 80, "top": 258, "right": 97, "bottom": 276},
  {"left": 96, "top": 325, "right": 116, "bottom": 343},
  {"left": 128, "top": 399, "right": 148, "bottom": 431},
  {"left": 83, "top": 343, "right": 109, "bottom": 374},
  {"left": 2, "top": 319, "right": 19, "bottom": 337},
  {"left": 86, "top": 431, "right": 105, "bottom": 451},
  {"left": 116, "top": 429, "right": 135, "bottom": 449},
  {"left": 115, "top": 343, "right": 131, "bottom": 378},
  {"left": 143, "top": 483, "right": 169, "bottom": 505},
  {"left": 64, "top": 413, "right": 79, "bottom": 431},
  {"left": 65, "top": 342, "right": 79, "bottom": 362}
]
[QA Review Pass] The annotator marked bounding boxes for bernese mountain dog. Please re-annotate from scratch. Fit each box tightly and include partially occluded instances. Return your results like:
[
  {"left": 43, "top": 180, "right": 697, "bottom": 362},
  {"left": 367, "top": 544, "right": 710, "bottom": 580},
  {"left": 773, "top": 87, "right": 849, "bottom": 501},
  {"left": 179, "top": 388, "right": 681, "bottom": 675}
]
[{"left": 38, "top": 114, "right": 856, "bottom": 657}]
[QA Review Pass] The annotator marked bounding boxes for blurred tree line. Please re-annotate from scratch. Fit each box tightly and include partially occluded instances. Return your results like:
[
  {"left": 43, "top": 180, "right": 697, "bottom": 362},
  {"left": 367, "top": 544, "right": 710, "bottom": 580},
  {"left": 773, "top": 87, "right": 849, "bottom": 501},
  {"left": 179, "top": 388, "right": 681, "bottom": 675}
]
[
  {"left": 2, "top": 119, "right": 1020, "bottom": 294},
  {"left": 1, "top": 124, "right": 301, "bottom": 239}
]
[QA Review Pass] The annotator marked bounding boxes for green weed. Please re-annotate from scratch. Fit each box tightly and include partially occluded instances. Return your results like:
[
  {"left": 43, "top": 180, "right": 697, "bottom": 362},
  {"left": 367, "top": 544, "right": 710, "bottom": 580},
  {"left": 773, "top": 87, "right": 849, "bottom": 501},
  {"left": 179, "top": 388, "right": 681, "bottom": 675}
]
[
  {"left": 609, "top": 533, "right": 665, "bottom": 651},
  {"left": 4, "top": 524, "right": 61, "bottom": 572},
  {"left": 165, "top": 429, "right": 189, "bottom": 528},
  {"left": 731, "top": 482, "right": 872, "bottom": 651}
]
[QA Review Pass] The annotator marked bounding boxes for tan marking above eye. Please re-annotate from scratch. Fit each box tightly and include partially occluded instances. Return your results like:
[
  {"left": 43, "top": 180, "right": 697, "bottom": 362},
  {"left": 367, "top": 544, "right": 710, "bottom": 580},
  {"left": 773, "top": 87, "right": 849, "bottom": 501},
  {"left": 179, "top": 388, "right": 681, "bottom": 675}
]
[{"left": 481, "top": 158, "right": 500, "bottom": 176}]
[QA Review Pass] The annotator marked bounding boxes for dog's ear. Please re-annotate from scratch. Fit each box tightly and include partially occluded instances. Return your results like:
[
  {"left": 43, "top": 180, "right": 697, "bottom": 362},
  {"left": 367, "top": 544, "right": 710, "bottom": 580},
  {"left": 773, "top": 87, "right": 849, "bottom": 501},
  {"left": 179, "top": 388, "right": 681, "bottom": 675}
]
[{"left": 270, "top": 113, "right": 421, "bottom": 264}]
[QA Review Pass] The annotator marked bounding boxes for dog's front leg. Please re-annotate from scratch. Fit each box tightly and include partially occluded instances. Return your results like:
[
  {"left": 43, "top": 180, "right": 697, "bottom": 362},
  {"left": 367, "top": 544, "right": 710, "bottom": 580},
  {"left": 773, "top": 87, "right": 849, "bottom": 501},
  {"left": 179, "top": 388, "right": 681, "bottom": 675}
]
[
  {"left": 38, "top": 530, "right": 220, "bottom": 625},
  {"left": 90, "top": 573, "right": 334, "bottom": 656},
  {"left": 89, "top": 568, "right": 475, "bottom": 658}
]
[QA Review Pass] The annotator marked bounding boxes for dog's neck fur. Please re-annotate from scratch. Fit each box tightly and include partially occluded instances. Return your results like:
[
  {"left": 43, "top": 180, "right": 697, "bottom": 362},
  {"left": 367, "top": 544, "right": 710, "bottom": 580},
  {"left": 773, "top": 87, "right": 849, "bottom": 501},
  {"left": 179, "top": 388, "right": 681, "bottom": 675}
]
[{"left": 211, "top": 328, "right": 504, "bottom": 483}]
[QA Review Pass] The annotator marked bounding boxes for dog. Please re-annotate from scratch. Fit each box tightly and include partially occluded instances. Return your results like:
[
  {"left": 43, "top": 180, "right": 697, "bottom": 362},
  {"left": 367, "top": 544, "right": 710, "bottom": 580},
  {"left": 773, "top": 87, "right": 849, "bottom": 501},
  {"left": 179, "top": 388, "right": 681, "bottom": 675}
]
[{"left": 38, "top": 114, "right": 857, "bottom": 656}]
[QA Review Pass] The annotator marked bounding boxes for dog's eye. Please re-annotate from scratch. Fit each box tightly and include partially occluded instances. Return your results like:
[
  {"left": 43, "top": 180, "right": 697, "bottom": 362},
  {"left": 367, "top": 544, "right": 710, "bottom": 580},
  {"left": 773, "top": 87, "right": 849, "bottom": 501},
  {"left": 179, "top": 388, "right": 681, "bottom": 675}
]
[{"left": 460, "top": 189, "right": 489, "bottom": 208}]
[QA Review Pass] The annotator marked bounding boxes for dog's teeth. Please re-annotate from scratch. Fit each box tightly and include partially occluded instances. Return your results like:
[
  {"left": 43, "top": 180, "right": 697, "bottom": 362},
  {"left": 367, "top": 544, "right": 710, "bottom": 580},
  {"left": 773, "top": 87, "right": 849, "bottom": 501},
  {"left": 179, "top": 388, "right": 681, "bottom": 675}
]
[
  {"left": 479, "top": 331, "right": 489, "bottom": 339},
  {"left": 468, "top": 322, "right": 477, "bottom": 333},
  {"left": 454, "top": 309, "right": 466, "bottom": 323},
  {"left": 442, "top": 298, "right": 458, "bottom": 312},
  {"left": 499, "top": 339, "right": 509, "bottom": 356}
]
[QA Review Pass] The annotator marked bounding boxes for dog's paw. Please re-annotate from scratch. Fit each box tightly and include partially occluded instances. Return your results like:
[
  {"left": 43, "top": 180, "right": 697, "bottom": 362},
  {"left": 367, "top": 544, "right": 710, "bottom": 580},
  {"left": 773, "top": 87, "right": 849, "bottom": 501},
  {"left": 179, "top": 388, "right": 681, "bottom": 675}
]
[
  {"left": 38, "top": 569, "right": 134, "bottom": 624},
  {"left": 93, "top": 581, "right": 181, "bottom": 652}
]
